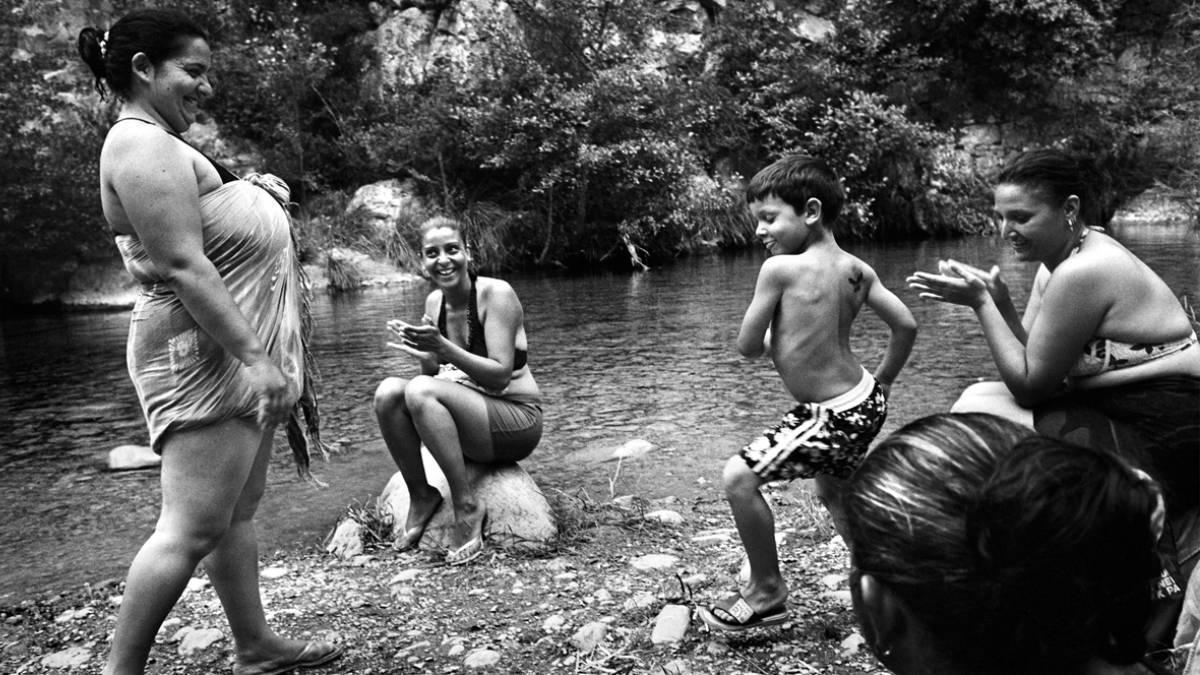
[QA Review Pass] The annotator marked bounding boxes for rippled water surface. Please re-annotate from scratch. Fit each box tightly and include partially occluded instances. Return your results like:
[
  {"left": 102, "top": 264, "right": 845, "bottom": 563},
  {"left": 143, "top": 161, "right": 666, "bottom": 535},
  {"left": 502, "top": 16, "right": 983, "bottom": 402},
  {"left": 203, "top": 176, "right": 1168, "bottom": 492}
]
[{"left": 2, "top": 222, "right": 1197, "bottom": 599}]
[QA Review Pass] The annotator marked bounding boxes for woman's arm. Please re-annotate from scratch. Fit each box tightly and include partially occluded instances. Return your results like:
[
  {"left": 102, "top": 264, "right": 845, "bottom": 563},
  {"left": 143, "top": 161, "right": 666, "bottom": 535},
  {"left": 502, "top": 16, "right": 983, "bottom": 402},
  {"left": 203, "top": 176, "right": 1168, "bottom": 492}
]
[
  {"left": 737, "top": 258, "right": 784, "bottom": 358},
  {"left": 978, "top": 262, "right": 1105, "bottom": 406},
  {"left": 401, "top": 279, "right": 524, "bottom": 390},
  {"left": 110, "top": 130, "right": 293, "bottom": 426}
]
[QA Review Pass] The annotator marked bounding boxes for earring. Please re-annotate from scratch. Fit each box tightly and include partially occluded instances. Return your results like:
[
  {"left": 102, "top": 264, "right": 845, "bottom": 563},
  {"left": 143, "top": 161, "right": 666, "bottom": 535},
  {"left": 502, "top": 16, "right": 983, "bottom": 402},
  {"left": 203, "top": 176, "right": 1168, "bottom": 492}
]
[{"left": 1065, "top": 216, "right": 1076, "bottom": 232}]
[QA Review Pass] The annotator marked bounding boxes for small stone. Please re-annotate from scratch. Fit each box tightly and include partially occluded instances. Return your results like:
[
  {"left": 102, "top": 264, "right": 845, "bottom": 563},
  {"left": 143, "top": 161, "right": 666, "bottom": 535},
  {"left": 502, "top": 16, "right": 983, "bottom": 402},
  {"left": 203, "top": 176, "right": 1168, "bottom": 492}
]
[
  {"left": 630, "top": 554, "right": 678, "bottom": 571},
  {"left": 185, "top": 577, "right": 209, "bottom": 593},
  {"left": 690, "top": 532, "right": 733, "bottom": 545},
  {"left": 260, "top": 566, "right": 290, "bottom": 580},
  {"left": 820, "top": 573, "right": 846, "bottom": 589},
  {"left": 612, "top": 495, "right": 637, "bottom": 509},
  {"left": 177, "top": 626, "right": 224, "bottom": 655},
  {"left": 40, "top": 646, "right": 91, "bottom": 669},
  {"left": 840, "top": 631, "right": 866, "bottom": 656},
  {"left": 644, "top": 510, "right": 684, "bottom": 525},
  {"left": 570, "top": 621, "right": 608, "bottom": 651},
  {"left": 610, "top": 439, "right": 655, "bottom": 460},
  {"left": 440, "top": 637, "right": 466, "bottom": 657},
  {"left": 389, "top": 569, "right": 422, "bottom": 584},
  {"left": 107, "top": 444, "right": 160, "bottom": 471},
  {"left": 53, "top": 607, "right": 92, "bottom": 623},
  {"left": 623, "top": 591, "right": 657, "bottom": 610},
  {"left": 819, "top": 590, "right": 853, "bottom": 608},
  {"left": 593, "top": 589, "right": 612, "bottom": 604},
  {"left": 325, "top": 519, "right": 364, "bottom": 559},
  {"left": 705, "top": 641, "right": 730, "bottom": 656},
  {"left": 542, "top": 614, "right": 566, "bottom": 632},
  {"left": 650, "top": 604, "right": 691, "bottom": 645},
  {"left": 661, "top": 658, "right": 692, "bottom": 675},
  {"left": 464, "top": 648, "right": 501, "bottom": 669}
]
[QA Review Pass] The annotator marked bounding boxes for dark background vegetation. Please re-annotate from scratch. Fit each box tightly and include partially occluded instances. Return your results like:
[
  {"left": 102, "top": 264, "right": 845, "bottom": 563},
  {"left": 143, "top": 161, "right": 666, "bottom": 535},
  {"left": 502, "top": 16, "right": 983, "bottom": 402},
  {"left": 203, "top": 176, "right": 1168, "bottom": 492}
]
[{"left": 2, "top": 0, "right": 1198, "bottom": 283}]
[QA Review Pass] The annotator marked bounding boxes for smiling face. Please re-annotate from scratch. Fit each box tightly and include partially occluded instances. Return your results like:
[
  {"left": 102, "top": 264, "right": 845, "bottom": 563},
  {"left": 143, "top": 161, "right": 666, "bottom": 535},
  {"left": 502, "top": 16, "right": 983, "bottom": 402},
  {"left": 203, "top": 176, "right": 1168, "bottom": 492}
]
[
  {"left": 750, "top": 194, "right": 818, "bottom": 255},
  {"left": 143, "top": 36, "right": 212, "bottom": 133},
  {"left": 992, "top": 182, "right": 1077, "bottom": 266},
  {"left": 421, "top": 225, "right": 470, "bottom": 288}
]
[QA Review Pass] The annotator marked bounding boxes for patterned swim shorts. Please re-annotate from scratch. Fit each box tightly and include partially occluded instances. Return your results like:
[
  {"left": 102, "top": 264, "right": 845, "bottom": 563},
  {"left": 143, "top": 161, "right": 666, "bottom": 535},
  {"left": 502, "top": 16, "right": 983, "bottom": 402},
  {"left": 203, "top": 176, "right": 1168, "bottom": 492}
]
[{"left": 739, "top": 368, "right": 887, "bottom": 481}]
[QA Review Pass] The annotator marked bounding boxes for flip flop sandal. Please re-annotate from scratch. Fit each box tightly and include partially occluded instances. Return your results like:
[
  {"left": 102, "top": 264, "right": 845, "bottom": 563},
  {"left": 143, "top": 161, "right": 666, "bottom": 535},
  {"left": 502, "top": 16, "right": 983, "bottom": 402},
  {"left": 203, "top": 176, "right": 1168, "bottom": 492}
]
[
  {"left": 445, "top": 534, "right": 484, "bottom": 566},
  {"left": 232, "top": 640, "right": 343, "bottom": 675},
  {"left": 699, "top": 594, "right": 789, "bottom": 632},
  {"left": 393, "top": 493, "right": 444, "bottom": 552}
]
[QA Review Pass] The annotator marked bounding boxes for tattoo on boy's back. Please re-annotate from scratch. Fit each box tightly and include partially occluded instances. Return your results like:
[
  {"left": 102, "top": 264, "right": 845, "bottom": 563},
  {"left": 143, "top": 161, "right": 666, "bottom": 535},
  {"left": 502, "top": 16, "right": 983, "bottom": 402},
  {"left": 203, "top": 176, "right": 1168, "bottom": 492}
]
[{"left": 849, "top": 270, "right": 864, "bottom": 293}]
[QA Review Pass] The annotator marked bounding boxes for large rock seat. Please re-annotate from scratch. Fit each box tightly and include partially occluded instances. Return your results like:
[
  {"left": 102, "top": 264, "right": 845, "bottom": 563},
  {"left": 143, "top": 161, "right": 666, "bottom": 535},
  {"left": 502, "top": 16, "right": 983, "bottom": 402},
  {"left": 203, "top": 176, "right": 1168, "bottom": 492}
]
[{"left": 380, "top": 449, "right": 557, "bottom": 553}]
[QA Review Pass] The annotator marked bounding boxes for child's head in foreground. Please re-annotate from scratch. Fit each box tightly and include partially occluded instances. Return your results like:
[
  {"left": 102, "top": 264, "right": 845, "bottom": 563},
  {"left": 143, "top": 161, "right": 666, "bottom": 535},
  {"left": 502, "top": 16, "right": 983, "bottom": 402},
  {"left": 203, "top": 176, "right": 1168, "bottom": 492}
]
[
  {"left": 747, "top": 155, "right": 845, "bottom": 222},
  {"left": 844, "top": 412, "right": 1161, "bottom": 675}
]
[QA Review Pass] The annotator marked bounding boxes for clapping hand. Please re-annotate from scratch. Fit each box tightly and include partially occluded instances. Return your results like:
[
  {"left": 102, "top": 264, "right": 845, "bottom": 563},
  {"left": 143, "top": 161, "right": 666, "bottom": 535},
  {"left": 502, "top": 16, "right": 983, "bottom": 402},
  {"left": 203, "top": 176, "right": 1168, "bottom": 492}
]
[
  {"left": 906, "top": 259, "right": 1001, "bottom": 309},
  {"left": 386, "top": 316, "right": 443, "bottom": 366}
]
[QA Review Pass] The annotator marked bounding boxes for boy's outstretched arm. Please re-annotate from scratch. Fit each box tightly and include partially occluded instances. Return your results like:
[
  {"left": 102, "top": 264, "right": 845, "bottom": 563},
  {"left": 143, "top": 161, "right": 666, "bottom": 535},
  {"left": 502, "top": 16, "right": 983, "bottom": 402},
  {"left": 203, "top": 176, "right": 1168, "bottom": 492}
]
[
  {"left": 866, "top": 271, "right": 917, "bottom": 397},
  {"left": 737, "top": 259, "right": 784, "bottom": 358}
]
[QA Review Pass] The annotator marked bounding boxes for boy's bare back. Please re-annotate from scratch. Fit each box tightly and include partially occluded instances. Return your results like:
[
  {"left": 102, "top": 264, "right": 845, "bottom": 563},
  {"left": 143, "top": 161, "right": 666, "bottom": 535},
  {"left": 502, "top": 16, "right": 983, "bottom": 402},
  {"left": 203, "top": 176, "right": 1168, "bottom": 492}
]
[{"left": 747, "top": 241, "right": 877, "bottom": 403}]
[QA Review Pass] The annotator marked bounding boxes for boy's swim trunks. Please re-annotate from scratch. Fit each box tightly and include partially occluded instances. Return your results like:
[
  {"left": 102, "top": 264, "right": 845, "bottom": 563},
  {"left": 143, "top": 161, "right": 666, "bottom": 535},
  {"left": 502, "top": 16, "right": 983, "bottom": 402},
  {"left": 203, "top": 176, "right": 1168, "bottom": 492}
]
[{"left": 739, "top": 368, "right": 886, "bottom": 481}]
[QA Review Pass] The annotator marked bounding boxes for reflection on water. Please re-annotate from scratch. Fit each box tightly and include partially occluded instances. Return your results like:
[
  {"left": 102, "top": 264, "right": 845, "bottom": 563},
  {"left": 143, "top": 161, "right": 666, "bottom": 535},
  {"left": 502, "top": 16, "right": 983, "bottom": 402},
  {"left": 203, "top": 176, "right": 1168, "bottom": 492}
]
[{"left": 1, "top": 223, "right": 1197, "bottom": 598}]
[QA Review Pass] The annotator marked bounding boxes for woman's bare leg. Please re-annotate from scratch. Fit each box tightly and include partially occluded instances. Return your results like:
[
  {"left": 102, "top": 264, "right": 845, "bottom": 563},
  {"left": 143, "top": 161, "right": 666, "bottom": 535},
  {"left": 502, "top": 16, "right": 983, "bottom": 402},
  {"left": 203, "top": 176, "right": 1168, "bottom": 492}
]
[
  {"left": 204, "top": 426, "right": 325, "bottom": 665},
  {"left": 374, "top": 376, "right": 443, "bottom": 536},
  {"left": 104, "top": 418, "right": 264, "bottom": 675},
  {"left": 402, "top": 376, "right": 493, "bottom": 548}
]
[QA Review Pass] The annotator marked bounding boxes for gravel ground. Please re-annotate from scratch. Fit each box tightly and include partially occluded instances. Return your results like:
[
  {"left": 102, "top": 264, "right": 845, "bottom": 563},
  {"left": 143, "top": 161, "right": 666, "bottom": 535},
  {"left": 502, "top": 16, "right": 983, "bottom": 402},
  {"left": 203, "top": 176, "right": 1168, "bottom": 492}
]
[{"left": 1, "top": 483, "right": 889, "bottom": 675}]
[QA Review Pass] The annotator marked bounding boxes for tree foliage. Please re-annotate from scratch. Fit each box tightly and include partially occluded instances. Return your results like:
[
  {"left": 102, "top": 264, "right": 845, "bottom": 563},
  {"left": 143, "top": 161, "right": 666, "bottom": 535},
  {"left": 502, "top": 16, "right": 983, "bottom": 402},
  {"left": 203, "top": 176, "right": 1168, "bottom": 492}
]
[{"left": 1, "top": 0, "right": 1197, "bottom": 289}]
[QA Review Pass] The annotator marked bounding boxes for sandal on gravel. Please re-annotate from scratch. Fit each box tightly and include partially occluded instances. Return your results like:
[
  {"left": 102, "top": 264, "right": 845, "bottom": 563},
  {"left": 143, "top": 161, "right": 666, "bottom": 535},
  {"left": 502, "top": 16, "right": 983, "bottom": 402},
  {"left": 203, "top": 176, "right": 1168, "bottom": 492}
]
[
  {"left": 393, "top": 493, "right": 444, "bottom": 552},
  {"left": 446, "top": 510, "right": 487, "bottom": 566},
  {"left": 232, "top": 640, "right": 343, "bottom": 675},
  {"left": 699, "top": 593, "right": 789, "bottom": 632},
  {"left": 445, "top": 533, "right": 484, "bottom": 566}
]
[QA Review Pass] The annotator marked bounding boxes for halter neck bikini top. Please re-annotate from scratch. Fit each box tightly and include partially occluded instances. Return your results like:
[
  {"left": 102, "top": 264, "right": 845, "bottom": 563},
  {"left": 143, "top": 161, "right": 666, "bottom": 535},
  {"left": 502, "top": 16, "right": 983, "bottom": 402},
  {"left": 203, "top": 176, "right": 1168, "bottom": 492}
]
[{"left": 437, "top": 276, "right": 528, "bottom": 370}]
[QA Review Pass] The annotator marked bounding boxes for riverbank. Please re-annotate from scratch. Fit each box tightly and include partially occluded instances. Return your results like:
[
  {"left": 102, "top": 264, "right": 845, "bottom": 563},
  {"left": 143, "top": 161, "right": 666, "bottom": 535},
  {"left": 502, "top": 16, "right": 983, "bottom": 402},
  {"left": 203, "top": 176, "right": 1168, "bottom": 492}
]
[{"left": 0, "top": 481, "right": 887, "bottom": 675}]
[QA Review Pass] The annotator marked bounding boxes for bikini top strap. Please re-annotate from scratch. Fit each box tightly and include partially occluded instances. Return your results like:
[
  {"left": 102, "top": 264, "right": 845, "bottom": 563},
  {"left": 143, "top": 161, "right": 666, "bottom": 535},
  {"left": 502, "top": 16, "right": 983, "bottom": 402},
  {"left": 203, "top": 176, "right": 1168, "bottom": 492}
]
[{"left": 436, "top": 277, "right": 488, "bottom": 358}]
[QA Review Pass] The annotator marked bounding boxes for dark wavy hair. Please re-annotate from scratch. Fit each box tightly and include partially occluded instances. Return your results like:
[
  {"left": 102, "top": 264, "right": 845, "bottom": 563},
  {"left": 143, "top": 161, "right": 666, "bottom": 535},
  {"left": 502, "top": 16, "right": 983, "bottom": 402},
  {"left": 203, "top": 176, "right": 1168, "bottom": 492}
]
[
  {"left": 996, "top": 148, "right": 1105, "bottom": 228},
  {"left": 77, "top": 9, "right": 208, "bottom": 99},
  {"left": 745, "top": 154, "right": 845, "bottom": 226},
  {"left": 845, "top": 413, "right": 1161, "bottom": 674}
]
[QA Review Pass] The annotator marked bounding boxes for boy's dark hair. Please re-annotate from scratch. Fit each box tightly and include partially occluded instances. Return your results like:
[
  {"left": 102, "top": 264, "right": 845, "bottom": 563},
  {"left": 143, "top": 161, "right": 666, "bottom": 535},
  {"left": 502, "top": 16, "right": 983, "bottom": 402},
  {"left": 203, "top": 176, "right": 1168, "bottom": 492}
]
[{"left": 746, "top": 155, "right": 845, "bottom": 225}]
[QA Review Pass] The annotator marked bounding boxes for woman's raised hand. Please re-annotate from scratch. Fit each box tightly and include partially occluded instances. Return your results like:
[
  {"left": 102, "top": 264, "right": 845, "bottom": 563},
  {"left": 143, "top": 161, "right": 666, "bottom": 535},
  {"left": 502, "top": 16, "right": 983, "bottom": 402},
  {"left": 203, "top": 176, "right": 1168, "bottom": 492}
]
[
  {"left": 386, "top": 317, "right": 441, "bottom": 366},
  {"left": 906, "top": 259, "right": 995, "bottom": 309}
]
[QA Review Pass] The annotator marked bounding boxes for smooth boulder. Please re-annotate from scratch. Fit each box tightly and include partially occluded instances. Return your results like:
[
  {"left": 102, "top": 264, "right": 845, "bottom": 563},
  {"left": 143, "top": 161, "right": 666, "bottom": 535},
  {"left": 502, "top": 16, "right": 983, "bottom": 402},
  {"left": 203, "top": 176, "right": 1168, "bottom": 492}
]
[{"left": 381, "top": 448, "right": 557, "bottom": 553}]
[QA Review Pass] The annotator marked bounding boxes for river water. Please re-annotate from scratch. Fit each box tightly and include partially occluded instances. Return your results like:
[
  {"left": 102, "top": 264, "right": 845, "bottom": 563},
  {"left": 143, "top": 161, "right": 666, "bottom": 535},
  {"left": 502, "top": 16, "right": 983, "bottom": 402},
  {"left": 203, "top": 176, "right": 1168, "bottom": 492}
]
[{"left": 1, "top": 222, "right": 1197, "bottom": 600}]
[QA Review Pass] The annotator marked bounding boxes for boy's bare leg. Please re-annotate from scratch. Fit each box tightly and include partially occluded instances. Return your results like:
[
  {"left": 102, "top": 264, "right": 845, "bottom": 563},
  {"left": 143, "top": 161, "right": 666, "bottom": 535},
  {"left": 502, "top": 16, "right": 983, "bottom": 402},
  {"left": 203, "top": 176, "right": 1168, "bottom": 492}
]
[
  {"left": 722, "top": 456, "right": 788, "bottom": 611},
  {"left": 813, "top": 474, "right": 851, "bottom": 545}
]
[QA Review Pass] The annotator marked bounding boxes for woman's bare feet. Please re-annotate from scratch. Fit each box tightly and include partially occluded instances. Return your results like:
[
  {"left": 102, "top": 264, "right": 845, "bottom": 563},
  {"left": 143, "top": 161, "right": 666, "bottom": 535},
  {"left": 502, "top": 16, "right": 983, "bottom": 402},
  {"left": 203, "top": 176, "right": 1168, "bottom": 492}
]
[
  {"left": 394, "top": 488, "right": 445, "bottom": 552},
  {"left": 446, "top": 501, "right": 486, "bottom": 565}
]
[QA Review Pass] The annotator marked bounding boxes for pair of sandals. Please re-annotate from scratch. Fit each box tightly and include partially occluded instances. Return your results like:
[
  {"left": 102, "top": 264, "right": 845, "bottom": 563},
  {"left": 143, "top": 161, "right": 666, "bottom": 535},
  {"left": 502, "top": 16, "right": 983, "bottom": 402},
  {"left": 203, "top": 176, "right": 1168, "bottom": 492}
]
[{"left": 393, "top": 494, "right": 486, "bottom": 566}]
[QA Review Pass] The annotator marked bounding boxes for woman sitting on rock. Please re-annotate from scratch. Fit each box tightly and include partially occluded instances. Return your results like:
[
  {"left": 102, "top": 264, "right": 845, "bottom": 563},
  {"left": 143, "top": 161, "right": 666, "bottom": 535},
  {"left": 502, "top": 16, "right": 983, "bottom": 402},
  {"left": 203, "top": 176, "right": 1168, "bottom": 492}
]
[
  {"left": 845, "top": 412, "right": 1164, "bottom": 674},
  {"left": 374, "top": 217, "right": 543, "bottom": 565}
]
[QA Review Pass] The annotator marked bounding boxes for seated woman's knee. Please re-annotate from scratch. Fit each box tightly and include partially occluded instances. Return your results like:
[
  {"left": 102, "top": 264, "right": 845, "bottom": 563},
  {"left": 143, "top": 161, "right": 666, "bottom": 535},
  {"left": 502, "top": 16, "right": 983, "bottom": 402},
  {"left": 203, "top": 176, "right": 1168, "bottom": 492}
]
[
  {"left": 374, "top": 376, "right": 411, "bottom": 414},
  {"left": 401, "top": 375, "right": 444, "bottom": 413}
]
